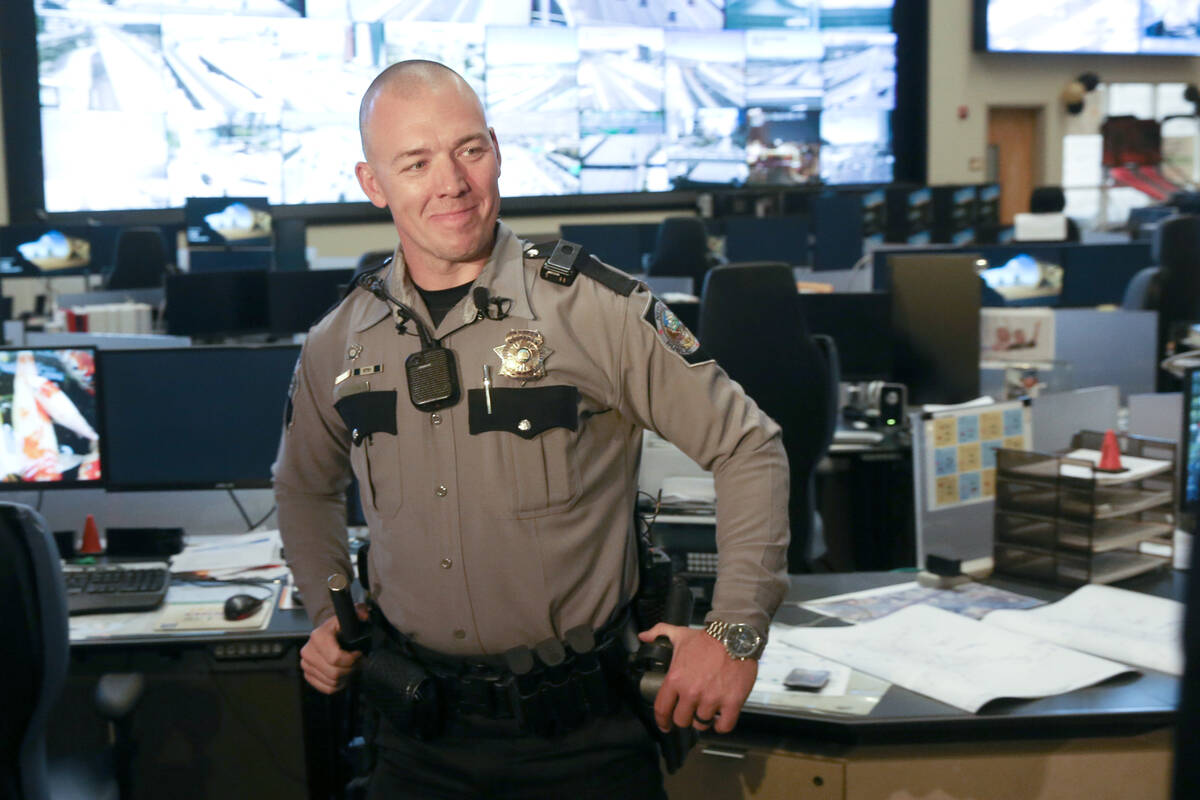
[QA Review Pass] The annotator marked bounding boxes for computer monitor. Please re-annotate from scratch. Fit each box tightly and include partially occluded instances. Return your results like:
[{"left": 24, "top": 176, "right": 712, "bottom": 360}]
[
  {"left": 99, "top": 345, "right": 299, "bottom": 491},
  {"left": 811, "top": 193, "right": 864, "bottom": 271},
  {"left": 1059, "top": 242, "right": 1152, "bottom": 308},
  {"left": 0, "top": 347, "right": 103, "bottom": 489},
  {"left": 165, "top": 270, "right": 270, "bottom": 338},
  {"left": 722, "top": 216, "right": 810, "bottom": 266},
  {"left": 185, "top": 197, "right": 272, "bottom": 247},
  {"left": 1183, "top": 367, "right": 1200, "bottom": 513},
  {"left": 976, "top": 244, "right": 1066, "bottom": 307},
  {"left": 797, "top": 292, "right": 892, "bottom": 382},
  {"left": 888, "top": 253, "right": 981, "bottom": 405},
  {"left": 268, "top": 268, "right": 354, "bottom": 336},
  {"left": 0, "top": 224, "right": 119, "bottom": 277},
  {"left": 559, "top": 223, "right": 659, "bottom": 275}
]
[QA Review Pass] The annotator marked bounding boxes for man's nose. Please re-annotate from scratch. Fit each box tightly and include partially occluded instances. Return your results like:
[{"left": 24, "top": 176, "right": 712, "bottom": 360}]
[{"left": 433, "top": 156, "right": 468, "bottom": 196}]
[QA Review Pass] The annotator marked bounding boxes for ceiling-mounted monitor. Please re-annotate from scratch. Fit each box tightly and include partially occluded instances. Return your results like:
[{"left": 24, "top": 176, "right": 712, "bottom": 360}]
[{"left": 974, "top": 1, "right": 1200, "bottom": 55}]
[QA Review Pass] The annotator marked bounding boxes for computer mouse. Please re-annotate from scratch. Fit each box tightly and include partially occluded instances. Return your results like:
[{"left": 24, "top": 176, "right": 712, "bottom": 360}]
[{"left": 224, "top": 593, "right": 266, "bottom": 621}]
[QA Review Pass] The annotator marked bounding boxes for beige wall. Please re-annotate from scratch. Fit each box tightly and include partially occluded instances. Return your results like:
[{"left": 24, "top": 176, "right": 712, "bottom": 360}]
[{"left": 927, "top": 0, "right": 1200, "bottom": 186}]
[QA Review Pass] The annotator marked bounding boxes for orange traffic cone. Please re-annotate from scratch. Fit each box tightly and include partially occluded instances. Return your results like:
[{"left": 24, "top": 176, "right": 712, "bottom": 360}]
[
  {"left": 1097, "top": 429, "right": 1124, "bottom": 472},
  {"left": 79, "top": 513, "right": 103, "bottom": 555}
]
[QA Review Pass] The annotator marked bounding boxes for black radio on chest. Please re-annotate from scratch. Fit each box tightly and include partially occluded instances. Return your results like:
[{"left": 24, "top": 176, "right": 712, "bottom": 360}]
[{"left": 405, "top": 347, "right": 460, "bottom": 412}]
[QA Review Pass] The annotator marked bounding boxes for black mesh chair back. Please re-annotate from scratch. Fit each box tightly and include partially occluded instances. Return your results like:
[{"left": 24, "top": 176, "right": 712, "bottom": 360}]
[
  {"left": 106, "top": 228, "right": 169, "bottom": 290},
  {"left": 698, "top": 263, "right": 839, "bottom": 571}
]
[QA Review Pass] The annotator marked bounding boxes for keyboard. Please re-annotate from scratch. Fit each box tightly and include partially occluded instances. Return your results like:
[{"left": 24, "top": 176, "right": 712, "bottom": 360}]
[{"left": 63, "top": 561, "right": 171, "bottom": 615}]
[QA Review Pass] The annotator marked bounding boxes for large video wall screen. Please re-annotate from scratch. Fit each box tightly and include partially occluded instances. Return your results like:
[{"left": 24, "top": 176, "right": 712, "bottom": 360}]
[{"left": 31, "top": 0, "right": 896, "bottom": 213}]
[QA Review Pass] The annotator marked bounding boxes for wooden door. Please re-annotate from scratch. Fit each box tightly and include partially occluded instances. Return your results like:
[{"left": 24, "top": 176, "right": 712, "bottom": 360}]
[{"left": 987, "top": 107, "right": 1040, "bottom": 224}]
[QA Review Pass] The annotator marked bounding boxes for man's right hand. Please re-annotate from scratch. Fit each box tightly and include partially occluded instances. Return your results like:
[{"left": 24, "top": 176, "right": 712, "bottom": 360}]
[{"left": 300, "top": 613, "right": 363, "bottom": 694}]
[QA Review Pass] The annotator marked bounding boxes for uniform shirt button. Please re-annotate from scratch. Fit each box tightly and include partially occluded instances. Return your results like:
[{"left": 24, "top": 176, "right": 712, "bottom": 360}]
[
  {"left": 440, "top": 558, "right": 452, "bottom": 569},
  {"left": 435, "top": 484, "right": 448, "bottom": 497},
  {"left": 453, "top": 629, "right": 466, "bottom": 640},
  {"left": 431, "top": 413, "right": 442, "bottom": 425}
]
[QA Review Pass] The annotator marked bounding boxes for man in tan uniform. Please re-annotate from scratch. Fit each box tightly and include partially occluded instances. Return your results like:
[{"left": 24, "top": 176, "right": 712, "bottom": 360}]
[{"left": 273, "top": 60, "right": 789, "bottom": 799}]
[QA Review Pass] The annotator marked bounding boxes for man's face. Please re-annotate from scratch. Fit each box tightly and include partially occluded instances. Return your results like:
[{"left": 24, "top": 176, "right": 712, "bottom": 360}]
[{"left": 356, "top": 82, "right": 501, "bottom": 273}]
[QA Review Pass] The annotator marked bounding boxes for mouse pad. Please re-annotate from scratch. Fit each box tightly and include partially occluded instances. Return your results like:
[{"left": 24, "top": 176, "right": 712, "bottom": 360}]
[{"left": 155, "top": 586, "right": 277, "bottom": 632}]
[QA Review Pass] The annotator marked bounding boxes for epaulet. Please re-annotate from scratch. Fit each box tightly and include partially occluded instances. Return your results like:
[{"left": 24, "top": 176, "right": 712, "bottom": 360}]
[{"left": 525, "top": 239, "right": 637, "bottom": 297}]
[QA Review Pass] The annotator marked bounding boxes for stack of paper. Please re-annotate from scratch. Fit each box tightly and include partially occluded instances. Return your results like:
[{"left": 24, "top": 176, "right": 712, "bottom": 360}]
[
  {"left": 657, "top": 476, "right": 716, "bottom": 515},
  {"left": 170, "top": 530, "right": 287, "bottom": 581}
]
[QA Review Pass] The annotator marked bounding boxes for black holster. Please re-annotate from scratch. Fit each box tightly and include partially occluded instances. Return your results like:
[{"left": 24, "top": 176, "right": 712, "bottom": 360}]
[{"left": 359, "top": 616, "right": 443, "bottom": 740}]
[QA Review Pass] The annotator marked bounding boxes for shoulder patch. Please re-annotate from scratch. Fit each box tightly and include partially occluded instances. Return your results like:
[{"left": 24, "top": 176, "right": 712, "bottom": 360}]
[{"left": 641, "top": 295, "right": 713, "bottom": 366}]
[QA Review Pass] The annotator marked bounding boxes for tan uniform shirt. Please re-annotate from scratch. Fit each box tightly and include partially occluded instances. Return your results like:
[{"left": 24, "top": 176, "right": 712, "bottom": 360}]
[{"left": 274, "top": 222, "right": 789, "bottom": 656}]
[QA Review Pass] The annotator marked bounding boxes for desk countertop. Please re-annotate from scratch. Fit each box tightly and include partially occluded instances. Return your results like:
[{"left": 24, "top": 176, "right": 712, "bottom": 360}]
[{"left": 748, "top": 570, "right": 1183, "bottom": 744}]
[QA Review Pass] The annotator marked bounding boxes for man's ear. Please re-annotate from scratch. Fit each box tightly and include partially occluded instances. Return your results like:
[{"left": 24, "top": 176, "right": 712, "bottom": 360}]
[
  {"left": 489, "top": 128, "right": 501, "bottom": 173},
  {"left": 355, "top": 161, "right": 388, "bottom": 209}
]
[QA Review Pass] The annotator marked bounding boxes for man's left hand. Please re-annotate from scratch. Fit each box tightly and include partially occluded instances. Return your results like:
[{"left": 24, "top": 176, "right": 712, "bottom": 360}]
[{"left": 637, "top": 623, "right": 758, "bottom": 735}]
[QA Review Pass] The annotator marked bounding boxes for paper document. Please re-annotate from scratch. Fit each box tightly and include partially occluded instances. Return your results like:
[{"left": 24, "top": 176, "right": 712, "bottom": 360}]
[
  {"left": 170, "top": 530, "right": 283, "bottom": 575},
  {"left": 982, "top": 584, "right": 1184, "bottom": 676},
  {"left": 1059, "top": 449, "right": 1172, "bottom": 485},
  {"left": 657, "top": 476, "right": 715, "bottom": 514},
  {"left": 746, "top": 635, "right": 886, "bottom": 716},
  {"left": 777, "top": 604, "right": 1135, "bottom": 713},
  {"left": 801, "top": 580, "right": 1043, "bottom": 623}
]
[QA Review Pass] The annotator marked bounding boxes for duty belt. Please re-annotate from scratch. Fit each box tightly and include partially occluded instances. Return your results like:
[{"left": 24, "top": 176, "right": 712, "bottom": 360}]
[{"left": 371, "top": 609, "right": 632, "bottom": 737}]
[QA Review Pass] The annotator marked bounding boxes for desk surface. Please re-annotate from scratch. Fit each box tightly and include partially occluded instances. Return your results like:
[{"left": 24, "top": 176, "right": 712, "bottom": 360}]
[{"left": 751, "top": 570, "right": 1183, "bottom": 744}]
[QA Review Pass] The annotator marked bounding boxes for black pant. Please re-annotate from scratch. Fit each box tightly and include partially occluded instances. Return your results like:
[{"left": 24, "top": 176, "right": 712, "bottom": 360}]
[{"left": 366, "top": 706, "right": 667, "bottom": 800}]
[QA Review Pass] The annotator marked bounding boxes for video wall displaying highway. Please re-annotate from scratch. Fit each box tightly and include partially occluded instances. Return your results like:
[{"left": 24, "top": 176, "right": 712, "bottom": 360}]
[{"left": 32, "top": 0, "right": 896, "bottom": 212}]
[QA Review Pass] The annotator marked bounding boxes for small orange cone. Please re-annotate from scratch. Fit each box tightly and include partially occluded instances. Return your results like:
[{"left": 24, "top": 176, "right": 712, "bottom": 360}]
[
  {"left": 79, "top": 514, "right": 103, "bottom": 555},
  {"left": 1098, "top": 429, "right": 1124, "bottom": 472}
]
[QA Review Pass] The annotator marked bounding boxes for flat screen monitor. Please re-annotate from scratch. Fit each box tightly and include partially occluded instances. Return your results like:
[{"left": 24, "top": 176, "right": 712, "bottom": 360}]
[
  {"left": 723, "top": 215, "right": 810, "bottom": 266},
  {"left": 976, "top": 244, "right": 1065, "bottom": 307},
  {"left": 185, "top": 197, "right": 273, "bottom": 248},
  {"left": 888, "top": 253, "right": 981, "bottom": 405},
  {"left": 0, "top": 224, "right": 119, "bottom": 277},
  {"left": 797, "top": 292, "right": 892, "bottom": 381},
  {"left": 0, "top": 347, "right": 103, "bottom": 489},
  {"left": 268, "top": 268, "right": 355, "bottom": 335},
  {"left": 99, "top": 345, "right": 299, "bottom": 491},
  {"left": 1059, "top": 242, "right": 1152, "bottom": 307},
  {"left": 974, "top": 0, "right": 1200, "bottom": 55},
  {"left": 559, "top": 223, "right": 660, "bottom": 275},
  {"left": 1184, "top": 367, "right": 1200, "bottom": 512},
  {"left": 165, "top": 271, "right": 270, "bottom": 338}
]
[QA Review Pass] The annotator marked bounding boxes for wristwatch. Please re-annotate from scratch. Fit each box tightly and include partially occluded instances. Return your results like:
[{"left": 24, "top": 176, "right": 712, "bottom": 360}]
[{"left": 704, "top": 619, "right": 766, "bottom": 661}]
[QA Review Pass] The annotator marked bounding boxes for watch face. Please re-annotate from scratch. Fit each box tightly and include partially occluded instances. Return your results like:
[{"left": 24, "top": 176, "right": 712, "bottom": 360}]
[{"left": 725, "top": 623, "right": 762, "bottom": 658}]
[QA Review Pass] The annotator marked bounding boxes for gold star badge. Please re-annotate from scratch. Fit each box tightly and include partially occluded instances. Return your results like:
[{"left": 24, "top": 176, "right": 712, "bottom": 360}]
[{"left": 493, "top": 330, "right": 551, "bottom": 380}]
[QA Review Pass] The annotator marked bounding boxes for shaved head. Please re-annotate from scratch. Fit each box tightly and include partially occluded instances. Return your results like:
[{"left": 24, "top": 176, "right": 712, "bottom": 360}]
[{"left": 358, "top": 60, "right": 484, "bottom": 161}]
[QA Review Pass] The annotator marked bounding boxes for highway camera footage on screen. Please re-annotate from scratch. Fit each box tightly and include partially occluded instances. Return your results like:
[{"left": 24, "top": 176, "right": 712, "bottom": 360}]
[{"left": 30, "top": 0, "right": 897, "bottom": 213}]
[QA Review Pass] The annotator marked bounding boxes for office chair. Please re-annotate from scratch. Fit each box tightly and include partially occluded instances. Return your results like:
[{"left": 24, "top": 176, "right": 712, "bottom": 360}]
[
  {"left": 698, "top": 263, "right": 840, "bottom": 572},
  {"left": 0, "top": 502, "right": 143, "bottom": 800},
  {"left": 1151, "top": 214, "right": 1200, "bottom": 389},
  {"left": 646, "top": 217, "right": 720, "bottom": 291},
  {"left": 1028, "top": 186, "right": 1081, "bottom": 242},
  {"left": 105, "top": 228, "right": 170, "bottom": 290}
]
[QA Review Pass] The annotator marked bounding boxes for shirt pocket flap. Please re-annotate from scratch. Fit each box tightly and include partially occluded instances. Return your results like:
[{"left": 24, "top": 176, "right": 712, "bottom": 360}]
[
  {"left": 467, "top": 385, "right": 579, "bottom": 439},
  {"left": 334, "top": 390, "right": 398, "bottom": 440}
]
